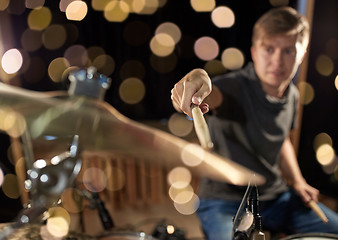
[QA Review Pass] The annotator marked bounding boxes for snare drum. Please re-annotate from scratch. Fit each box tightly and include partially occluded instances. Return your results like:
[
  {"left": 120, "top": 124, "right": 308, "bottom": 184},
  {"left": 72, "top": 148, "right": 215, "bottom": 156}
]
[
  {"left": 280, "top": 233, "right": 338, "bottom": 239},
  {"left": 99, "top": 231, "right": 158, "bottom": 240}
]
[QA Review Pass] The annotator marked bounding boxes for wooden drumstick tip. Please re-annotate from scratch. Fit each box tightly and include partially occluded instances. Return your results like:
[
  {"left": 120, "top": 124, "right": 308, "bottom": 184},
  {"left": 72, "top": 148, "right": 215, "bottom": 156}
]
[{"left": 308, "top": 200, "right": 329, "bottom": 224}]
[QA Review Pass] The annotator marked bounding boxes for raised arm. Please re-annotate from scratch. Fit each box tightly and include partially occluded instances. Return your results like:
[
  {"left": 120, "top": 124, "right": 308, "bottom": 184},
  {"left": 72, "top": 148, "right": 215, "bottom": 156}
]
[{"left": 170, "top": 68, "right": 222, "bottom": 118}]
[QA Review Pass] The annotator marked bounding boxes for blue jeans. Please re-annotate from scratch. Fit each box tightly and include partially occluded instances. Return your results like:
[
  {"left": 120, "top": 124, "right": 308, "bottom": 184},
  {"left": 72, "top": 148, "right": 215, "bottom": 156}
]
[{"left": 197, "top": 190, "right": 338, "bottom": 240}]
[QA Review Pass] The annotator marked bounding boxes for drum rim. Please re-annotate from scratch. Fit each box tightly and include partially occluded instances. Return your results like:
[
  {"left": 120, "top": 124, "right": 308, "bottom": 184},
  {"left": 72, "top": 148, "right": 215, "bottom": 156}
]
[
  {"left": 281, "top": 232, "right": 338, "bottom": 239},
  {"left": 99, "top": 231, "right": 156, "bottom": 239}
]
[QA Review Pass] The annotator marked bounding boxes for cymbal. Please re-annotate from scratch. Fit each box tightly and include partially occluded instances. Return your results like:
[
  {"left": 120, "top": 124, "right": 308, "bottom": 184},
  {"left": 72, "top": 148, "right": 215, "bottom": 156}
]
[{"left": 0, "top": 82, "right": 265, "bottom": 186}]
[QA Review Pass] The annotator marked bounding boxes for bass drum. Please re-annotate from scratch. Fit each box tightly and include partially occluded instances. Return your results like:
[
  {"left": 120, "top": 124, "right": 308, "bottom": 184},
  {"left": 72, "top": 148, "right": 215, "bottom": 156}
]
[
  {"left": 99, "top": 231, "right": 158, "bottom": 240},
  {"left": 280, "top": 233, "right": 338, "bottom": 240}
]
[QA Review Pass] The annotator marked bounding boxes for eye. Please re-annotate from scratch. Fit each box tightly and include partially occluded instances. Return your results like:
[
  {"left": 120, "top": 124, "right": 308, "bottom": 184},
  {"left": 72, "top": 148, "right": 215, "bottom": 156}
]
[
  {"left": 284, "top": 48, "right": 296, "bottom": 55},
  {"left": 265, "top": 47, "right": 273, "bottom": 54}
]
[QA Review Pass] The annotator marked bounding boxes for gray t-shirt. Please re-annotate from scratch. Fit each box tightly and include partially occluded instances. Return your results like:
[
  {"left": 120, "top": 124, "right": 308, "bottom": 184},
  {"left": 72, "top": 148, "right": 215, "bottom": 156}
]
[{"left": 199, "top": 62, "right": 299, "bottom": 201}]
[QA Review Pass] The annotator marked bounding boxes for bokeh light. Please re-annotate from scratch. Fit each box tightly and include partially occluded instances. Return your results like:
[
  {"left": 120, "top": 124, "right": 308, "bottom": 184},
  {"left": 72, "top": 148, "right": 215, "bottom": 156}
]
[
  {"left": 82, "top": 167, "right": 108, "bottom": 192},
  {"left": 204, "top": 59, "right": 227, "bottom": 77},
  {"left": 313, "top": 132, "right": 333, "bottom": 151},
  {"left": 0, "top": 168, "right": 4, "bottom": 187},
  {"left": 0, "top": 0, "right": 10, "bottom": 11},
  {"left": 155, "top": 22, "right": 182, "bottom": 44},
  {"left": 27, "top": 7, "right": 52, "bottom": 30},
  {"left": 168, "top": 113, "right": 193, "bottom": 137},
  {"left": 132, "top": 0, "right": 160, "bottom": 15},
  {"left": 46, "top": 206, "right": 70, "bottom": 238},
  {"left": 334, "top": 75, "right": 338, "bottom": 91},
  {"left": 64, "top": 44, "right": 89, "bottom": 67},
  {"left": 269, "top": 0, "right": 290, "bottom": 6},
  {"left": 169, "top": 184, "right": 194, "bottom": 204},
  {"left": 119, "top": 77, "right": 146, "bottom": 104},
  {"left": 1, "top": 173, "right": 21, "bottom": 199},
  {"left": 316, "top": 144, "right": 335, "bottom": 166},
  {"left": 42, "top": 24, "right": 67, "bottom": 50},
  {"left": 150, "top": 33, "right": 176, "bottom": 57},
  {"left": 173, "top": 193, "right": 199, "bottom": 215},
  {"left": 315, "top": 54, "right": 334, "bottom": 77},
  {"left": 194, "top": 36, "right": 219, "bottom": 61},
  {"left": 298, "top": 81, "right": 315, "bottom": 105},
  {"left": 181, "top": 143, "right": 205, "bottom": 167},
  {"left": 104, "top": 0, "right": 129, "bottom": 22},
  {"left": 26, "top": 0, "right": 45, "bottom": 9},
  {"left": 60, "top": 0, "right": 76, "bottom": 12},
  {"left": 61, "top": 188, "right": 85, "bottom": 213},
  {"left": 92, "top": 54, "right": 115, "bottom": 76},
  {"left": 221, "top": 47, "right": 245, "bottom": 70},
  {"left": 190, "top": 0, "right": 215, "bottom": 12},
  {"left": 1, "top": 49, "right": 23, "bottom": 74},
  {"left": 48, "top": 57, "right": 71, "bottom": 83},
  {"left": 211, "top": 6, "right": 235, "bottom": 28},
  {"left": 21, "top": 29, "right": 43, "bottom": 52},
  {"left": 167, "top": 167, "right": 191, "bottom": 189},
  {"left": 65, "top": 0, "right": 88, "bottom": 21}
]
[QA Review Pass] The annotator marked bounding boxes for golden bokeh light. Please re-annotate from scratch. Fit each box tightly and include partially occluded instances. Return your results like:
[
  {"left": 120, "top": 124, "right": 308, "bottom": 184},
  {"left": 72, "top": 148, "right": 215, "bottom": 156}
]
[
  {"left": 316, "top": 144, "right": 335, "bottom": 166},
  {"left": 0, "top": 0, "right": 9, "bottom": 11},
  {"left": 190, "top": 0, "right": 215, "bottom": 12},
  {"left": 194, "top": 36, "right": 219, "bottom": 61},
  {"left": 133, "top": 0, "right": 160, "bottom": 15},
  {"left": 150, "top": 33, "right": 176, "bottom": 57},
  {"left": 335, "top": 75, "right": 338, "bottom": 91},
  {"left": 0, "top": 168, "right": 4, "bottom": 186},
  {"left": 42, "top": 24, "right": 67, "bottom": 50},
  {"left": 221, "top": 47, "right": 245, "bottom": 70},
  {"left": 21, "top": 29, "right": 43, "bottom": 52},
  {"left": 46, "top": 207, "right": 70, "bottom": 238},
  {"left": 168, "top": 184, "right": 194, "bottom": 204},
  {"left": 155, "top": 22, "right": 182, "bottom": 44},
  {"left": 120, "top": 60, "right": 146, "bottom": 80},
  {"left": 0, "top": 109, "right": 27, "bottom": 138},
  {"left": 119, "top": 77, "right": 146, "bottom": 104},
  {"left": 48, "top": 57, "right": 71, "bottom": 83},
  {"left": 92, "top": 54, "right": 115, "bottom": 76},
  {"left": 87, "top": 46, "right": 106, "bottom": 62},
  {"left": 204, "top": 59, "right": 227, "bottom": 77},
  {"left": 64, "top": 44, "right": 89, "bottom": 66},
  {"left": 181, "top": 143, "right": 205, "bottom": 167},
  {"left": 168, "top": 113, "right": 193, "bottom": 137},
  {"left": 211, "top": 6, "right": 235, "bottom": 28},
  {"left": 105, "top": 167, "right": 126, "bottom": 191},
  {"left": 26, "top": 0, "right": 45, "bottom": 9},
  {"left": 315, "top": 54, "right": 334, "bottom": 77},
  {"left": 27, "top": 7, "right": 52, "bottom": 31},
  {"left": 60, "top": 0, "right": 76, "bottom": 12},
  {"left": 82, "top": 167, "right": 108, "bottom": 192},
  {"left": 167, "top": 166, "right": 191, "bottom": 189},
  {"left": 104, "top": 0, "right": 130, "bottom": 22},
  {"left": 1, "top": 48, "right": 23, "bottom": 74},
  {"left": 313, "top": 132, "right": 333, "bottom": 152},
  {"left": 298, "top": 81, "right": 315, "bottom": 105},
  {"left": 173, "top": 193, "right": 199, "bottom": 215},
  {"left": 66, "top": 0, "right": 88, "bottom": 21},
  {"left": 91, "top": 0, "right": 111, "bottom": 11},
  {"left": 2, "top": 173, "right": 21, "bottom": 199}
]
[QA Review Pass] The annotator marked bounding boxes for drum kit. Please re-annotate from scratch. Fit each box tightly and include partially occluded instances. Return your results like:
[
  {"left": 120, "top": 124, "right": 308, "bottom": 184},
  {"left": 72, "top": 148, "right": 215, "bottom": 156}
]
[{"left": 0, "top": 67, "right": 335, "bottom": 240}]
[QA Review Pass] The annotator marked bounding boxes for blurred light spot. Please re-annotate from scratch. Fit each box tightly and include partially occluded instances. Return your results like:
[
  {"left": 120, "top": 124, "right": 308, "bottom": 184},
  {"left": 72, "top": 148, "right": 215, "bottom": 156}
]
[
  {"left": 325, "top": 38, "right": 338, "bottom": 59},
  {"left": 174, "top": 193, "right": 199, "bottom": 215},
  {"left": 181, "top": 143, "right": 205, "bottom": 167},
  {"left": 23, "top": 56, "right": 46, "bottom": 83},
  {"left": 6, "top": 0, "right": 26, "bottom": 15},
  {"left": 59, "top": 0, "right": 76, "bottom": 12},
  {"left": 66, "top": 0, "right": 88, "bottom": 21},
  {"left": 87, "top": 46, "right": 106, "bottom": 62},
  {"left": 26, "top": 0, "right": 45, "bottom": 9},
  {"left": 0, "top": 168, "right": 4, "bottom": 186},
  {"left": 92, "top": 54, "right": 115, "bottom": 76},
  {"left": 168, "top": 113, "right": 193, "bottom": 137},
  {"left": 315, "top": 55, "right": 334, "bottom": 77},
  {"left": 40, "top": 174, "right": 49, "bottom": 182},
  {"left": 104, "top": 0, "right": 129, "bottom": 22},
  {"left": 211, "top": 6, "right": 235, "bottom": 28},
  {"left": 21, "top": 29, "right": 43, "bottom": 52},
  {"left": 190, "top": 0, "right": 215, "bottom": 12},
  {"left": 167, "top": 167, "right": 191, "bottom": 188},
  {"left": 2, "top": 174, "right": 21, "bottom": 199},
  {"left": 1, "top": 49, "right": 23, "bottom": 74},
  {"left": 120, "top": 60, "right": 146, "bottom": 80},
  {"left": 27, "top": 7, "right": 52, "bottom": 31},
  {"left": 0, "top": 110, "right": 26, "bottom": 138},
  {"left": 166, "top": 225, "right": 175, "bottom": 234},
  {"left": 169, "top": 184, "right": 194, "bottom": 204},
  {"left": 123, "top": 21, "right": 151, "bottom": 46},
  {"left": 48, "top": 57, "right": 71, "bottom": 83},
  {"left": 335, "top": 75, "right": 338, "bottom": 91},
  {"left": 83, "top": 167, "right": 107, "bottom": 192},
  {"left": 221, "top": 47, "right": 244, "bottom": 70},
  {"left": 204, "top": 59, "right": 227, "bottom": 77},
  {"left": 42, "top": 24, "right": 67, "bottom": 50},
  {"left": 0, "top": 0, "right": 10, "bottom": 11},
  {"left": 313, "top": 132, "right": 333, "bottom": 152},
  {"left": 64, "top": 44, "right": 88, "bottom": 67},
  {"left": 133, "top": 0, "right": 159, "bottom": 14},
  {"left": 61, "top": 188, "right": 84, "bottom": 213},
  {"left": 19, "top": 49, "right": 31, "bottom": 74},
  {"left": 321, "top": 157, "right": 338, "bottom": 175},
  {"left": 92, "top": 0, "right": 111, "bottom": 11},
  {"left": 33, "top": 159, "right": 47, "bottom": 169},
  {"left": 316, "top": 144, "right": 335, "bottom": 166},
  {"left": 156, "top": 22, "right": 181, "bottom": 44},
  {"left": 194, "top": 36, "right": 219, "bottom": 61},
  {"left": 269, "top": 0, "right": 289, "bottom": 6},
  {"left": 150, "top": 53, "right": 177, "bottom": 73},
  {"left": 150, "top": 33, "right": 175, "bottom": 57},
  {"left": 298, "top": 81, "right": 314, "bottom": 105},
  {"left": 106, "top": 167, "right": 126, "bottom": 191},
  {"left": 119, "top": 77, "right": 146, "bottom": 104},
  {"left": 46, "top": 207, "right": 70, "bottom": 238}
]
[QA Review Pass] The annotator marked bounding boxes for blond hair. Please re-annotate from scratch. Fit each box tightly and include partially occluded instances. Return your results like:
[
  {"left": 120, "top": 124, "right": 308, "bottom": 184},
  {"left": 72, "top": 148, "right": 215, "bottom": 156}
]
[{"left": 252, "top": 6, "right": 310, "bottom": 52}]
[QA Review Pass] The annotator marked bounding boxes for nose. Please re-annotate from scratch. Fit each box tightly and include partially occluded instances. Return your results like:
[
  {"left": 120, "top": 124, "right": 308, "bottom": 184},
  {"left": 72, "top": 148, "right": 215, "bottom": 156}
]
[{"left": 271, "top": 49, "right": 283, "bottom": 67}]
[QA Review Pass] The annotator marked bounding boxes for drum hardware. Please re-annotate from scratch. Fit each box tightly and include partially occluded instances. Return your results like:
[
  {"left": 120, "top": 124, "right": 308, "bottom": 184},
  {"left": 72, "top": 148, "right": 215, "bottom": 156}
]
[{"left": 151, "top": 222, "right": 186, "bottom": 240}]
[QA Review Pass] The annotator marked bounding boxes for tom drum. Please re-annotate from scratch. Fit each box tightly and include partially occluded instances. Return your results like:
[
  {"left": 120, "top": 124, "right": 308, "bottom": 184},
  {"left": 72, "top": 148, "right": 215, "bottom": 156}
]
[
  {"left": 280, "top": 233, "right": 338, "bottom": 240},
  {"left": 99, "top": 231, "right": 158, "bottom": 240}
]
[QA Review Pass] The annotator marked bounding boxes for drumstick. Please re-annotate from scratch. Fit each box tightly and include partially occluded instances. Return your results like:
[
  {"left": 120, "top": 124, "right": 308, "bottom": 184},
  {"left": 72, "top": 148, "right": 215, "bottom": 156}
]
[
  {"left": 308, "top": 200, "right": 329, "bottom": 223},
  {"left": 191, "top": 104, "right": 214, "bottom": 151}
]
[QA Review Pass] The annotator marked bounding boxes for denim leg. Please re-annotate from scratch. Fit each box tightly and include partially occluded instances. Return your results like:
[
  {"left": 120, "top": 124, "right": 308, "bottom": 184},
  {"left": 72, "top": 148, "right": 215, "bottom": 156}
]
[{"left": 197, "top": 199, "right": 241, "bottom": 240}]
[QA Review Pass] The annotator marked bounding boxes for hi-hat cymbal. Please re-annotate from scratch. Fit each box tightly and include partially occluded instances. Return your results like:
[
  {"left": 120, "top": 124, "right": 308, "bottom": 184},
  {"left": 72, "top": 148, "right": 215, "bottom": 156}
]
[{"left": 0, "top": 82, "right": 265, "bottom": 186}]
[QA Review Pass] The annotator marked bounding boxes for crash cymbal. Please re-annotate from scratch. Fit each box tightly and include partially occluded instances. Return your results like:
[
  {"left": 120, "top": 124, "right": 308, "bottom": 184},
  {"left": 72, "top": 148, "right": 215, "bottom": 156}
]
[{"left": 0, "top": 82, "right": 265, "bottom": 186}]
